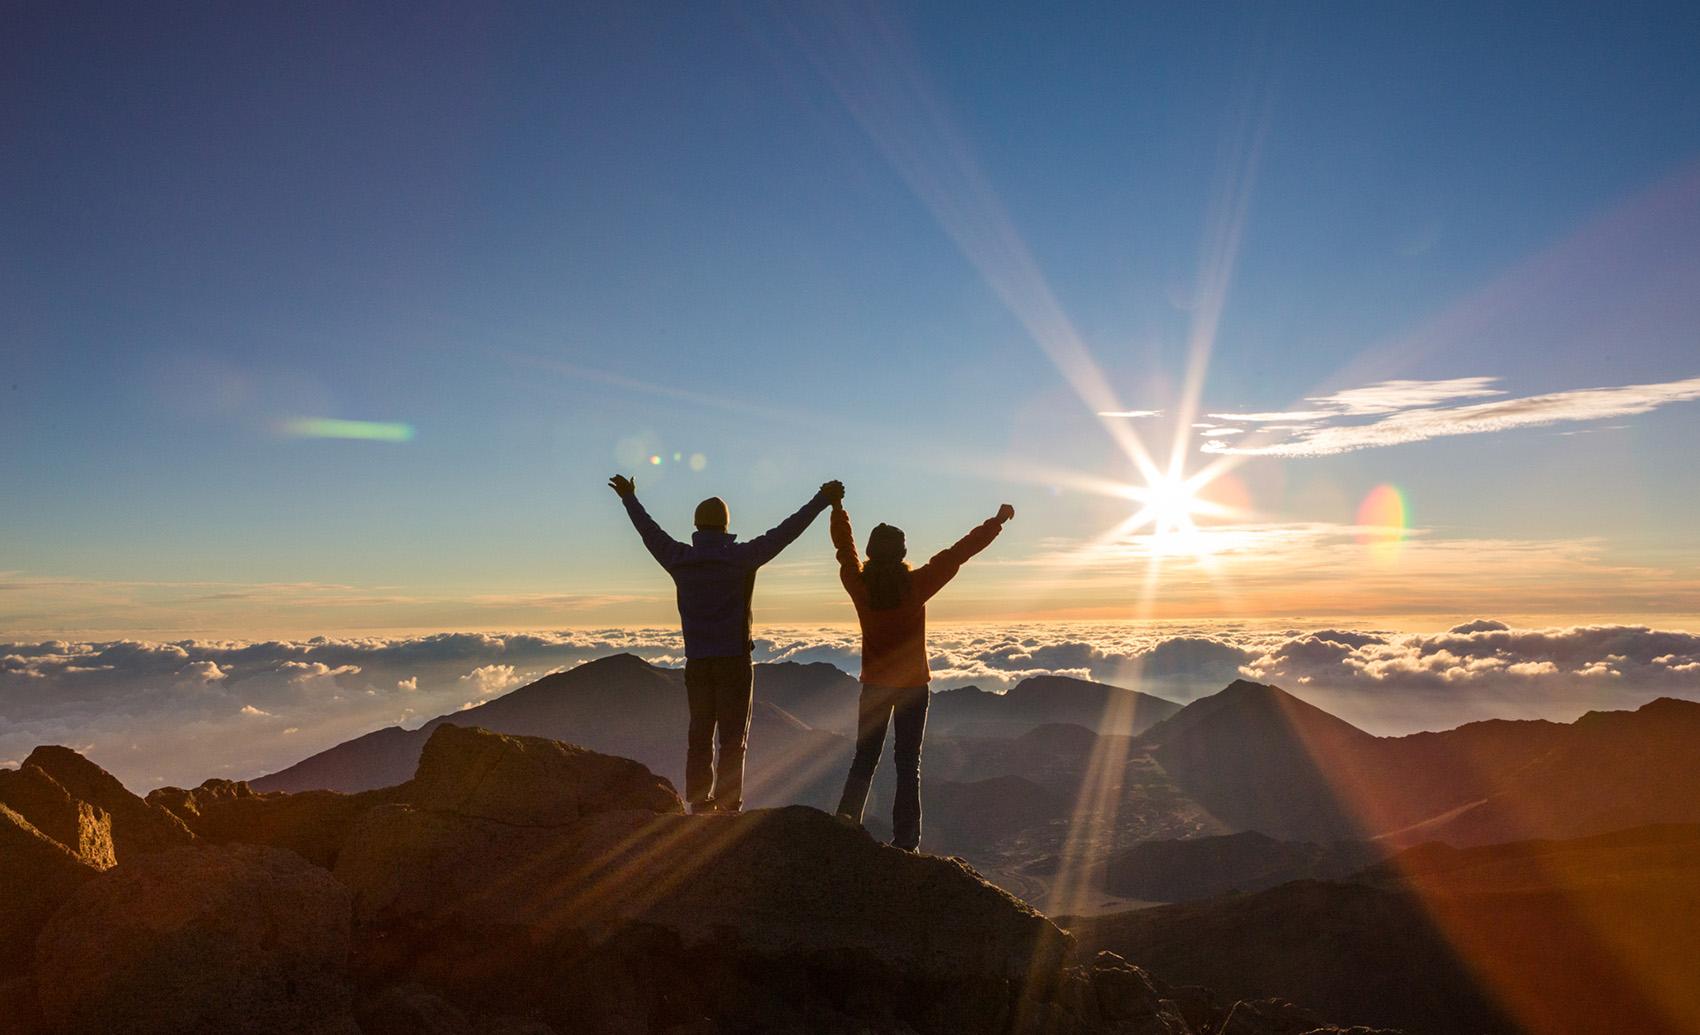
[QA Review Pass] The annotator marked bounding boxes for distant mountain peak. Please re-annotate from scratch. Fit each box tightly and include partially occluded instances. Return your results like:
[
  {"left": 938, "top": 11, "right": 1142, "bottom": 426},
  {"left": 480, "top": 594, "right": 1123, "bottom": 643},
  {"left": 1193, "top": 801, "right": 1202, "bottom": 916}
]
[
  {"left": 576, "top": 652, "right": 655, "bottom": 672},
  {"left": 1637, "top": 696, "right": 1700, "bottom": 716},
  {"left": 1140, "top": 677, "right": 1373, "bottom": 754}
]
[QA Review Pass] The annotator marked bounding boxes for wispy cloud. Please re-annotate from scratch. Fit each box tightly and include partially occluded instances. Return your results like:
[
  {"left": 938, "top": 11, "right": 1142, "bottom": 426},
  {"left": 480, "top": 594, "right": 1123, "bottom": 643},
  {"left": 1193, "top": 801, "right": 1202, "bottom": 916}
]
[
  {"left": 1096, "top": 410, "right": 1162, "bottom": 419},
  {"left": 1204, "top": 376, "right": 1700, "bottom": 457},
  {"left": 1308, "top": 377, "right": 1505, "bottom": 415}
]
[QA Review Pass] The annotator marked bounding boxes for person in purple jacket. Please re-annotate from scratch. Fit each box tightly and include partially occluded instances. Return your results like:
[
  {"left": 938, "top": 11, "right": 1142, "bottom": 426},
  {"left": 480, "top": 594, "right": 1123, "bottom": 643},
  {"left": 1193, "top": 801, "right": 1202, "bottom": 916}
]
[{"left": 609, "top": 473, "right": 844, "bottom": 813}]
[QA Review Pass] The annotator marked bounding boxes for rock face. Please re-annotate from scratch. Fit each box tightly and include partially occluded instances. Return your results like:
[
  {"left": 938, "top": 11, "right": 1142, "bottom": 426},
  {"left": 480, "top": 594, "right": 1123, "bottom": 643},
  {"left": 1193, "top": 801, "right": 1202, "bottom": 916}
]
[
  {"left": 0, "top": 805, "right": 101, "bottom": 973},
  {"left": 34, "top": 843, "right": 353, "bottom": 1034},
  {"left": 0, "top": 763, "right": 116, "bottom": 869},
  {"left": 18, "top": 745, "right": 194, "bottom": 858}
]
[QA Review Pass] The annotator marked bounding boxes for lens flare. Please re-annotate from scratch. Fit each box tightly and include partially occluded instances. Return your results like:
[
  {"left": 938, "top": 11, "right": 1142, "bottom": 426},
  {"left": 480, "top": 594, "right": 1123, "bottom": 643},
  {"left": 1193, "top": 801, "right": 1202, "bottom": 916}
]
[
  {"left": 1356, "top": 484, "right": 1409, "bottom": 560},
  {"left": 279, "top": 418, "right": 414, "bottom": 442},
  {"left": 648, "top": 454, "right": 663, "bottom": 466}
]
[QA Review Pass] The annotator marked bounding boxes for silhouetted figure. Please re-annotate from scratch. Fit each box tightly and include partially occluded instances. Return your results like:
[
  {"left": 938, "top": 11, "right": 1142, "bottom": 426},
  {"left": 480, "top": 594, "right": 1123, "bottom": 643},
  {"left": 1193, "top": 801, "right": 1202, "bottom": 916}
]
[
  {"left": 611, "top": 474, "right": 843, "bottom": 813},
  {"left": 832, "top": 501, "right": 1014, "bottom": 850}
]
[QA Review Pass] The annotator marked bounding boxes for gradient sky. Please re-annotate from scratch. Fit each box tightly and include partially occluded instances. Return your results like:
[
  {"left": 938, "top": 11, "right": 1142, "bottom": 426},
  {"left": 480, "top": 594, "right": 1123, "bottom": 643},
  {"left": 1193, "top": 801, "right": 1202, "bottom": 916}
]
[{"left": 5, "top": 1, "right": 1699, "bottom": 637}]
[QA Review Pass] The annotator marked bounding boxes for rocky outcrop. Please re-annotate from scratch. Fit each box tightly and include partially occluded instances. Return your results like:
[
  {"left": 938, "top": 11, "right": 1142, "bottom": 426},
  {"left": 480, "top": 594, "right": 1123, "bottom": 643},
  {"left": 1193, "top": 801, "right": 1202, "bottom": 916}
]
[
  {"left": 0, "top": 805, "right": 101, "bottom": 974},
  {"left": 148, "top": 778, "right": 396, "bottom": 869},
  {"left": 20, "top": 745, "right": 193, "bottom": 858},
  {"left": 408, "top": 724, "right": 683, "bottom": 825},
  {"left": 0, "top": 764, "right": 116, "bottom": 869},
  {"left": 34, "top": 843, "right": 353, "bottom": 1034},
  {"left": 4, "top": 724, "right": 1398, "bottom": 1034}
]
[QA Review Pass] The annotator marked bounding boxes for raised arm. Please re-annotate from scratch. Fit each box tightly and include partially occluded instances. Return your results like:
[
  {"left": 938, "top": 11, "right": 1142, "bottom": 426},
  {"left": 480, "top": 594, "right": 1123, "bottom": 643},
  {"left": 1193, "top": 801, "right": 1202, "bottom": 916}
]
[
  {"left": 609, "top": 475, "right": 690, "bottom": 568},
  {"left": 913, "top": 504, "right": 1014, "bottom": 601},
  {"left": 737, "top": 481, "right": 842, "bottom": 567},
  {"left": 830, "top": 502, "right": 861, "bottom": 591}
]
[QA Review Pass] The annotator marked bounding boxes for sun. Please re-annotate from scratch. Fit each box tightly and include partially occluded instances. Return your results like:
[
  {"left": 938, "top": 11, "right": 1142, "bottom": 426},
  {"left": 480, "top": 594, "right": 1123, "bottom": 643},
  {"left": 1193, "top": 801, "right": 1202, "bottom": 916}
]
[{"left": 1117, "top": 461, "right": 1236, "bottom": 556}]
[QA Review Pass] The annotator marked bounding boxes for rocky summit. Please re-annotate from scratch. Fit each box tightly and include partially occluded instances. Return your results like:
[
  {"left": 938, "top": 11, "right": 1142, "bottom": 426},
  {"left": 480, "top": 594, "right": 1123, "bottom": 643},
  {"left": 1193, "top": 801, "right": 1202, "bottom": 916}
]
[{"left": 0, "top": 725, "right": 1395, "bottom": 1035}]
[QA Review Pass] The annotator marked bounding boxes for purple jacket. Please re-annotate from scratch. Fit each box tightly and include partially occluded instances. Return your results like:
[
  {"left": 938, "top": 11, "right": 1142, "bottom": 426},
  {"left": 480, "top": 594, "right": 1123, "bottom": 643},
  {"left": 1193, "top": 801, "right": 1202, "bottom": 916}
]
[{"left": 622, "top": 491, "right": 831, "bottom": 658}]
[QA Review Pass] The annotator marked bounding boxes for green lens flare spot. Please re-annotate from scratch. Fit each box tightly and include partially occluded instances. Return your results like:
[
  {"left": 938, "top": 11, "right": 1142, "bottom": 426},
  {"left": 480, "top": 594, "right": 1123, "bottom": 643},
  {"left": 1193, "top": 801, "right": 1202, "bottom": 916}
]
[{"left": 281, "top": 418, "right": 416, "bottom": 442}]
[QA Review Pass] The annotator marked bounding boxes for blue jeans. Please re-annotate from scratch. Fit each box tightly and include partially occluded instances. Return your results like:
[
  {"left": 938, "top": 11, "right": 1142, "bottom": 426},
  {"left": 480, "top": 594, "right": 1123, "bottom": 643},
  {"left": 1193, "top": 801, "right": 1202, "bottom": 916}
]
[{"left": 836, "top": 683, "right": 929, "bottom": 850}]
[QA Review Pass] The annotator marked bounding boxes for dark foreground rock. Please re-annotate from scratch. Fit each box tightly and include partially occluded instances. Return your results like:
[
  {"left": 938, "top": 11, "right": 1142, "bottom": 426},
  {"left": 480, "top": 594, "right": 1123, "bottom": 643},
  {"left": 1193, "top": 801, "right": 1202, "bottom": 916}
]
[
  {"left": 35, "top": 843, "right": 353, "bottom": 1034},
  {"left": 4, "top": 724, "right": 1399, "bottom": 1034},
  {"left": 336, "top": 802, "right": 1075, "bottom": 1032},
  {"left": 0, "top": 805, "right": 100, "bottom": 974}
]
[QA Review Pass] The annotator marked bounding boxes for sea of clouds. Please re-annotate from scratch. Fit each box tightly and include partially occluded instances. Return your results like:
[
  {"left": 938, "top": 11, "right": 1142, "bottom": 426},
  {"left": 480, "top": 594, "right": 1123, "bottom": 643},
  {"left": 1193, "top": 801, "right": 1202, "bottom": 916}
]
[{"left": 4, "top": 620, "right": 1699, "bottom": 791}]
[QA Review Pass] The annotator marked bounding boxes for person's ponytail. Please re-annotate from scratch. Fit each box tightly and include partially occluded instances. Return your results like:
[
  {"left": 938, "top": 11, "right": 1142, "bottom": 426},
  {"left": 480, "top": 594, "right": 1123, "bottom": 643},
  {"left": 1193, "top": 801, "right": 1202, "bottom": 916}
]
[{"left": 861, "top": 559, "right": 912, "bottom": 611}]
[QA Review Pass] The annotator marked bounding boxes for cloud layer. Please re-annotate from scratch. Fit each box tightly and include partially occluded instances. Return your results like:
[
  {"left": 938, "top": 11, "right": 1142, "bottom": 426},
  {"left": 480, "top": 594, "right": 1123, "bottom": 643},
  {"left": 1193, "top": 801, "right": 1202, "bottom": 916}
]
[
  {"left": 1201, "top": 375, "right": 1700, "bottom": 457},
  {"left": 4, "top": 621, "right": 1698, "bottom": 791}
]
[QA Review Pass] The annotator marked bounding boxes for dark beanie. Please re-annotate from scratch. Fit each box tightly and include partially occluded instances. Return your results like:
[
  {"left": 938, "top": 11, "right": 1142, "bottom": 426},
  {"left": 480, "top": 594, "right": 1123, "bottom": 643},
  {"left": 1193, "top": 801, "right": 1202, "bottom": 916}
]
[
  {"left": 867, "top": 523, "right": 907, "bottom": 562},
  {"left": 695, "top": 497, "right": 730, "bottom": 528}
]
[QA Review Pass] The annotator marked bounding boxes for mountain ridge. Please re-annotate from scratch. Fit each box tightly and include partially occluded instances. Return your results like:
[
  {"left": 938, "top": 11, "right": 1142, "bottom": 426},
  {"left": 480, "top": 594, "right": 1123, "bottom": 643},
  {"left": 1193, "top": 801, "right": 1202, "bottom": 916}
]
[{"left": 250, "top": 655, "right": 1700, "bottom": 863}]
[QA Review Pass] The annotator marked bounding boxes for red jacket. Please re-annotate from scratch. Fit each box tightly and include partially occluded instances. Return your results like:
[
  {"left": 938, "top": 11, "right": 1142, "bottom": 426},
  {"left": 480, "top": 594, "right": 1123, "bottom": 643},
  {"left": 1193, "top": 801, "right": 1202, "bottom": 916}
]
[{"left": 832, "top": 506, "right": 1004, "bottom": 687}]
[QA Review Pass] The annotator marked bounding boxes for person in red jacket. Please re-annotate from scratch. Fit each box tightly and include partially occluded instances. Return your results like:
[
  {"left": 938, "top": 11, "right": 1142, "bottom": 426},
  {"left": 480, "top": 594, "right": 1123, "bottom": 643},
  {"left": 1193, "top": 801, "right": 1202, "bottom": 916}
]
[{"left": 831, "top": 499, "right": 1015, "bottom": 851}]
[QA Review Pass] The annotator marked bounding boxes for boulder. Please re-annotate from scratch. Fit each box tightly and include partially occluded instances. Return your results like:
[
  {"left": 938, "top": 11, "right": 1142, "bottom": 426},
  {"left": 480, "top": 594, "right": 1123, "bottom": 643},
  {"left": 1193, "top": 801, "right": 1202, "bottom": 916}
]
[
  {"left": 336, "top": 802, "right": 1074, "bottom": 1033},
  {"left": 0, "top": 805, "right": 100, "bottom": 974},
  {"left": 22, "top": 745, "right": 193, "bottom": 858},
  {"left": 147, "top": 779, "right": 393, "bottom": 868},
  {"left": 0, "top": 764, "right": 116, "bottom": 868},
  {"left": 35, "top": 843, "right": 353, "bottom": 1034},
  {"left": 409, "top": 724, "right": 683, "bottom": 825}
]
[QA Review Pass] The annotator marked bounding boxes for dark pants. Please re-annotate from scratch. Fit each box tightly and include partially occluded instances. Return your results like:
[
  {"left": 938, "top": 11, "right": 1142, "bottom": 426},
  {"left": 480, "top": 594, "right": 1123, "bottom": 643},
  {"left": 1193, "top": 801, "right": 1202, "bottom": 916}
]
[
  {"left": 836, "top": 683, "right": 929, "bottom": 850},
  {"left": 684, "top": 655, "right": 753, "bottom": 811}
]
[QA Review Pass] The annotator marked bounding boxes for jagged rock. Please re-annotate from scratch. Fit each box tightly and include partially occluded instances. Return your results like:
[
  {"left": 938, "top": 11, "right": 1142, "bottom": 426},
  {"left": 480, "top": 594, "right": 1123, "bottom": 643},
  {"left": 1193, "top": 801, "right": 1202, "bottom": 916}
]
[
  {"left": 21, "top": 745, "right": 193, "bottom": 858},
  {"left": 1079, "top": 952, "right": 1198, "bottom": 1033},
  {"left": 34, "top": 843, "right": 353, "bottom": 1034},
  {"left": 147, "top": 778, "right": 394, "bottom": 868},
  {"left": 409, "top": 724, "right": 683, "bottom": 825},
  {"left": 0, "top": 764, "right": 116, "bottom": 868},
  {"left": 0, "top": 805, "right": 101, "bottom": 975},
  {"left": 1218, "top": 999, "right": 1319, "bottom": 1034},
  {"left": 144, "top": 776, "right": 255, "bottom": 817},
  {"left": 1161, "top": 985, "right": 1220, "bottom": 1034},
  {"left": 1090, "top": 951, "right": 1165, "bottom": 1021},
  {"left": 1218, "top": 998, "right": 1400, "bottom": 1035}
]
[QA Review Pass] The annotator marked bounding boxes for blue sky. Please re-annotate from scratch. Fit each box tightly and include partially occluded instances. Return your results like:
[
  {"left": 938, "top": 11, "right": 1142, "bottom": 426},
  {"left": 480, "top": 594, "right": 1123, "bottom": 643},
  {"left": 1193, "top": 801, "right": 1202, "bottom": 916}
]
[{"left": 4, "top": 1, "right": 1699, "bottom": 636}]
